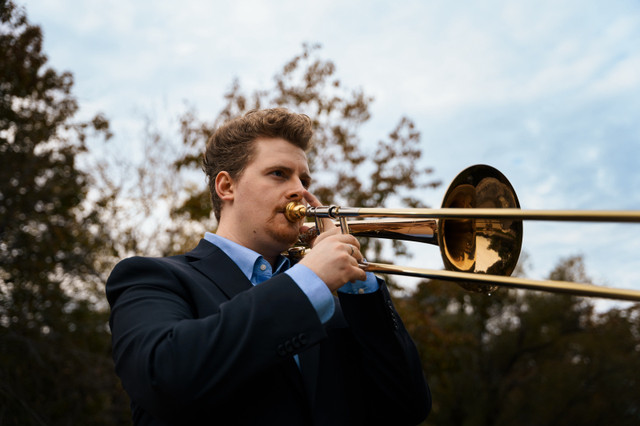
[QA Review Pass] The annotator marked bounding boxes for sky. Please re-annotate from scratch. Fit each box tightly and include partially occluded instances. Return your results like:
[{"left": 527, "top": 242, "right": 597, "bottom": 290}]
[{"left": 21, "top": 0, "right": 640, "bottom": 305}]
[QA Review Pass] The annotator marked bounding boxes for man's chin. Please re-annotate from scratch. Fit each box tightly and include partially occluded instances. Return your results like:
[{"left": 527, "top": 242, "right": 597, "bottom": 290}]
[
  {"left": 267, "top": 226, "right": 300, "bottom": 248},
  {"left": 265, "top": 214, "right": 301, "bottom": 248}
]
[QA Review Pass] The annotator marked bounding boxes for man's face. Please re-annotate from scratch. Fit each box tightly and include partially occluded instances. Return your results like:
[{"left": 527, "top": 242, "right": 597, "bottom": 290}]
[{"left": 223, "top": 137, "right": 311, "bottom": 256}]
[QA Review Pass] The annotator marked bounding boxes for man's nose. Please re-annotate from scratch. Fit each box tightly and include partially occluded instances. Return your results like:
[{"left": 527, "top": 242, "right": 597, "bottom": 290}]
[{"left": 286, "top": 179, "right": 306, "bottom": 200}]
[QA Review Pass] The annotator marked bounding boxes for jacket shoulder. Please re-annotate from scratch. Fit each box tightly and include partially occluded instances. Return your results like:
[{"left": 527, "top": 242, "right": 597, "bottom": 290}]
[{"left": 105, "top": 253, "right": 195, "bottom": 306}]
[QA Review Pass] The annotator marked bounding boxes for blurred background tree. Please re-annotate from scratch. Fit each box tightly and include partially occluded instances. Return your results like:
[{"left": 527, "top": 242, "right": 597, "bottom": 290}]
[
  {"left": 125, "top": 42, "right": 441, "bottom": 261},
  {"left": 2, "top": 1, "right": 639, "bottom": 425},
  {"left": 398, "top": 255, "right": 640, "bottom": 426},
  {"left": 0, "top": 1, "right": 128, "bottom": 423}
]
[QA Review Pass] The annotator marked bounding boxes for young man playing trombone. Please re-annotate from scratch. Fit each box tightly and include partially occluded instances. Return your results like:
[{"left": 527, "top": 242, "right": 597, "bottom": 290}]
[{"left": 106, "top": 108, "right": 430, "bottom": 425}]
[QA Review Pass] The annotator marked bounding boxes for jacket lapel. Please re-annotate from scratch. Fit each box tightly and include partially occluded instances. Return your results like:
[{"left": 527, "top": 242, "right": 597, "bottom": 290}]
[{"left": 185, "top": 239, "right": 252, "bottom": 299}]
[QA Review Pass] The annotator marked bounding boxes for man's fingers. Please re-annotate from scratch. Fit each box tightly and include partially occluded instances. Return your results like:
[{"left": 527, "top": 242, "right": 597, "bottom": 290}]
[
  {"left": 302, "top": 191, "right": 335, "bottom": 232},
  {"left": 346, "top": 243, "right": 364, "bottom": 264},
  {"left": 302, "top": 190, "right": 322, "bottom": 207}
]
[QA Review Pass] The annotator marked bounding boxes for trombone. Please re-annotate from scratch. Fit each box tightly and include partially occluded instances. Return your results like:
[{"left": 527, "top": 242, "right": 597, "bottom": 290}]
[{"left": 284, "top": 165, "right": 640, "bottom": 302}]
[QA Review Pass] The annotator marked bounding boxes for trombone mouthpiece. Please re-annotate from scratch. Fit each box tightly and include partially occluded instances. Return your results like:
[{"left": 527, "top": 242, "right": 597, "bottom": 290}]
[{"left": 284, "top": 202, "right": 307, "bottom": 222}]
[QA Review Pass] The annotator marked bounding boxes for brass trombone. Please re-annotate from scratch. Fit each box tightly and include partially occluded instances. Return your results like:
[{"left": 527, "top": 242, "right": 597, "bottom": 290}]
[{"left": 284, "top": 165, "right": 640, "bottom": 302}]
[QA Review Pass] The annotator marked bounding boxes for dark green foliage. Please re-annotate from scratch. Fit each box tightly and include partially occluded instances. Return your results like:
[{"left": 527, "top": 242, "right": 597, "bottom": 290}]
[
  {"left": 0, "top": 1, "right": 127, "bottom": 423},
  {"left": 397, "top": 256, "right": 640, "bottom": 426}
]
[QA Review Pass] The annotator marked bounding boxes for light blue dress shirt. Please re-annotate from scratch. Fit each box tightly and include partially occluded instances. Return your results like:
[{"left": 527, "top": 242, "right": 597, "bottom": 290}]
[{"left": 203, "top": 232, "right": 378, "bottom": 324}]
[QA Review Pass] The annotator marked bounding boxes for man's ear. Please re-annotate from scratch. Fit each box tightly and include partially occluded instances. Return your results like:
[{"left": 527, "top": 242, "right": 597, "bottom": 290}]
[{"left": 215, "top": 171, "right": 235, "bottom": 202}]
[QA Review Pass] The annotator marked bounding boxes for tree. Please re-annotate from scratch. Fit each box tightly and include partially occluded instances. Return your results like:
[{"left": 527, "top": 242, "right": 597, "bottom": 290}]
[
  {"left": 0, "top": 1, "right": 128, "bottom": 423},
  {"left": 166, "top": 43, "right": 441, "bottom": 261},
  {"left": 397, "top": 255, "right": 640, "bottom": 426}
]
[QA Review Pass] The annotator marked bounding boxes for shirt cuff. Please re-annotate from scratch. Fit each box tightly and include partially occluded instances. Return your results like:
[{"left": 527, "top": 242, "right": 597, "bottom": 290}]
[
  {"left": 337, "top": 272, "right": 380, "bottom": 294},
  {"left": 285, "top": 264, "right": 335, "bottom": 324}
]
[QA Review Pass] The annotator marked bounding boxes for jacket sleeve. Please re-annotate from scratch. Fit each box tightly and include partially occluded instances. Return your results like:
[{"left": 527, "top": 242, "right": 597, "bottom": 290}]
[{"left": 338, "top": 279, "right": 431, "bottom": 425}]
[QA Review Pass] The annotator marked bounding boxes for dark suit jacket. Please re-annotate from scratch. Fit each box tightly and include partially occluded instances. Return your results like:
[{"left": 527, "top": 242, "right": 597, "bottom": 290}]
[{"left": 106, "top": 239, "right": 430, "bottom": 425}]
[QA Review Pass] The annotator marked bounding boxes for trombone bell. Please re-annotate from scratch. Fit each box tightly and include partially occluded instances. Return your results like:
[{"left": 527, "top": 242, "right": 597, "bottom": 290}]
[{"left": 438, "top": 165, "right": 522, "bottom": 293}]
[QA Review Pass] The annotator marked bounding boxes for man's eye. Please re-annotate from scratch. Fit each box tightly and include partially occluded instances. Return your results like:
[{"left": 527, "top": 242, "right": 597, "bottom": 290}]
[{"left": 271, "top": 170, "right": 285, "bottom": 178}]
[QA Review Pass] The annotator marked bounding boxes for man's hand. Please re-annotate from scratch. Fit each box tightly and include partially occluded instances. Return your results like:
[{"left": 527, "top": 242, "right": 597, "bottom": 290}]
[{"left": 297, "top": 191, "right": 367, "bottom": 291}]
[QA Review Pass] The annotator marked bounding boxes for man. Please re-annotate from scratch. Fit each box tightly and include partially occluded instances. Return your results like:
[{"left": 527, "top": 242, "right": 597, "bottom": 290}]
[{"left": 106, "top": 108, "right": 430, "bottom": 425}]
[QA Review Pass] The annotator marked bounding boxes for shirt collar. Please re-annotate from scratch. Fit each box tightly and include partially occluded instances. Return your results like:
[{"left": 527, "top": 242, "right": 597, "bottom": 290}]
[{"left": 204, "top": 232, "right": 290, "bottom": 283}]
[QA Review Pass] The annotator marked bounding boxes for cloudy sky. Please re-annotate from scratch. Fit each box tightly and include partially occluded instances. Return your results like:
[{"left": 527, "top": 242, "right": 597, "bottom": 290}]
[{"left": 22, "top": 0, "right": 640, "bottom": 303}]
